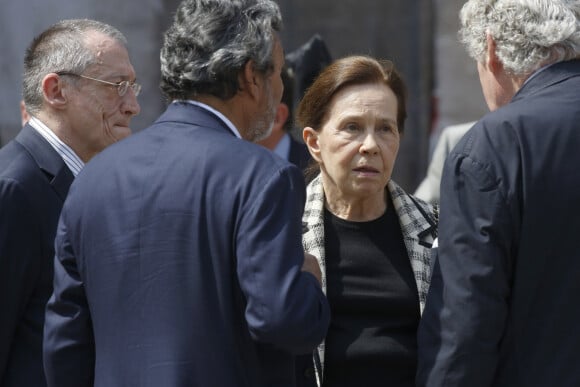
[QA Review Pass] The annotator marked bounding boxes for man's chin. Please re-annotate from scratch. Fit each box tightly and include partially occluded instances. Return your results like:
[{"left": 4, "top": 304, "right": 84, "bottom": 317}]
[
  {"left": 250, "top": 123, "right": 274, "bottom": 143},
  {"left": 113, "top": 126, "right": 133, "bottom": 141}
]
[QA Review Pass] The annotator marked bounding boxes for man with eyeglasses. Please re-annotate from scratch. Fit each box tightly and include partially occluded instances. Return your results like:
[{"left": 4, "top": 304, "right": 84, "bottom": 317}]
[{"left": 0, "top": 18, "right": 139, "bottom": 387}]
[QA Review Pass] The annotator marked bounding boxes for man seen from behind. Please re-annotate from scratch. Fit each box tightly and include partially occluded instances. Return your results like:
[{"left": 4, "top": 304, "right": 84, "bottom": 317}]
[{"left": 43, "top": 1, "right": 330, "bottom": 386}]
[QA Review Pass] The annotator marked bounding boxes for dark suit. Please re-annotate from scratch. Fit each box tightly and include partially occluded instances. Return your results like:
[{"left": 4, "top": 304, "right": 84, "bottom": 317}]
[
  {"left": 0, "top": 125, "right": 73, "bottom": 387},
  {"left": 287, "top": 135, "right": 312, "bottom": 173},
  {"left": 43, "top": 102, "right": 330, "bottom": 387},
  {"left": 417, "top": 60, "right": 580, "bottom": 386}
]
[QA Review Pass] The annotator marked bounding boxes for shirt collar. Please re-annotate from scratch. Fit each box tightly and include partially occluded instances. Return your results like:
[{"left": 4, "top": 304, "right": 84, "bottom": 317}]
[
  {"left": 176, "top": 100, "right": 242, "bottom": 139},
  {"left": 273, "top": 132, "right": 291, "bottom": 160},
  {"left": 28, "top": 116, "right": 84, "bottom": 176}
]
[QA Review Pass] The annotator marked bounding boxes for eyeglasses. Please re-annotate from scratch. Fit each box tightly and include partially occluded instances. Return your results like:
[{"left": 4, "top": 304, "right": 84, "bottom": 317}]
[{"left": 56, "top": 72, "right": 141, "bottom": 97}]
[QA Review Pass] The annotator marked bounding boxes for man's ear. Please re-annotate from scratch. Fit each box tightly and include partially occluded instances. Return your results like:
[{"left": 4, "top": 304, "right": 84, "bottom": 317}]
[
  {"left": 303, "top": 126, "right": 322, "bottom": 162},
  {"left": 42, "top": 73, "right": 68, "bottom": 109},
  {"left": 239, "top": 60, "right": 260, "bottom": 100},
  {"left": 274, "top": 102, "right": 289, "bottom": 129},
  {"left": 486, "top": 33, "right": 503, "bottom": 74}
]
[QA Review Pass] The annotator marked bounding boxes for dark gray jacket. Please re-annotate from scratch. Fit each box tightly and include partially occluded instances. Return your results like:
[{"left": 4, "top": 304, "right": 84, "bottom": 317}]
[{"left": 418, "top": 60, "right": 580, "bottom": 387}]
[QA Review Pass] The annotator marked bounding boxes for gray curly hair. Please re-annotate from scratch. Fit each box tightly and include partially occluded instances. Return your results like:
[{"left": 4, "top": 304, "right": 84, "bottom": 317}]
[
  {"left": 459, "top": 0, "right": 580, "bottom": 76},
  {"left": 160, "top": 0, "right": 282, "bottom": 101}
]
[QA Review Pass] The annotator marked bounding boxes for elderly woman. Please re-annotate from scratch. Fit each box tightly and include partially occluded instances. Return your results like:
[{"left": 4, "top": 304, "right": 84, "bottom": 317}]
[{"left": 294, "top": 55, "right": 438, "bottom": 387}]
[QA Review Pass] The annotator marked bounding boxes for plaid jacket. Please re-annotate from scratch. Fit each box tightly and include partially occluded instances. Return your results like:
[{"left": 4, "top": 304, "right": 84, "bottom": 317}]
[{"left": 302, "top": 174, "right": 438, "bottom": 385}]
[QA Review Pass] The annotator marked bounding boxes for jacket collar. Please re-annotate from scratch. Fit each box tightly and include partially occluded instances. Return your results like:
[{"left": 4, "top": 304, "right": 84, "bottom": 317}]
[
  {"left": 155, "top": 101, "right": 238, "bottom": 138},
  {"left": 15, "top": 125, "right": 74, "bottom": 201},
  {"left": 388, "top": 179, "right": 438, "bottom": 246},
  {"left": 513, "top": 59, "right": 580, "bottom": 102}
]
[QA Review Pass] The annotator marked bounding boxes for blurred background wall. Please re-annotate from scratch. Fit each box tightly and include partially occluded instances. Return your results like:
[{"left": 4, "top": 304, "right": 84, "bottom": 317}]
[
  {"left": 432, "top": 0, "right": 487, "bottom": 151},
  {"left": 0, "top": 0, "right": 487, "bottom": 192}
]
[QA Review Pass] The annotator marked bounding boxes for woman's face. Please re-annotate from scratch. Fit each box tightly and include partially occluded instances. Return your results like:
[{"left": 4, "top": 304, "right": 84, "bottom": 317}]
[{"left": 304, "top": 82, "right": 400, "bottom": 202}]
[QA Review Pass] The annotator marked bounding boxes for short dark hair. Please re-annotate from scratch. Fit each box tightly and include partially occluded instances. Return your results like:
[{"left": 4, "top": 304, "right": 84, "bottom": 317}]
[{"left": 296, "top": 55, "right": 407, "bottom": 134}]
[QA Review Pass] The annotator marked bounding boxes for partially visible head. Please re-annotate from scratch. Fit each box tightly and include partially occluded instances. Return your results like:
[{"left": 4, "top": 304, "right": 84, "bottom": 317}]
[
  {"left": 286, "top": 34, "right": 332, "bottom": 108},
  {"left": 298, "top": 55, "right": 407, "bottom": 199},
  {"left": 23, "top": 19, "right": 140, "bottom": 161},
  {"left": 459, "top": 0, "right": 580, "bottom": 77}
]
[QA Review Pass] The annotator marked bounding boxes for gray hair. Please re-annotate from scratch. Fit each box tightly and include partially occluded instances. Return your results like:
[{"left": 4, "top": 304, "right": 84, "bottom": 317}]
[
  {"left": 459, "top": 0, "right": 580, "bottom": 76},
  {"left": 23, "top": 19, "right": 128, "bottom": 115},
  {"left": 160, "top": 0, "right": 282, "bottom": 101}
]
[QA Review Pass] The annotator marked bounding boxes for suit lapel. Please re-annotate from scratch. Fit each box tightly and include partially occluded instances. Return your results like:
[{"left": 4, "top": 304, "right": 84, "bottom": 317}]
[
  {"left": 302, "top": 175, "right": 327, "bottom": 291},
  {"left": 288, "top": 136, "right": 311, "bottom": 171},
  {"left": 301, "top": 175, "right": 327, "bottom": 384},
  {"left": 388, "top": 180, "right": 437, "bottom": 312},
  {"left": 15, "top": 124, "right": 74, "bottom": 201},
  {"left": 50, "top": 165, "right": 75, "bottom": 201}
]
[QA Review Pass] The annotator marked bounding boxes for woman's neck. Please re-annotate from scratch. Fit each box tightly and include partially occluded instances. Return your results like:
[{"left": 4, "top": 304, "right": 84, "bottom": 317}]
[{"left": 323, "top": 184, "right": 388, "bottom": 222}]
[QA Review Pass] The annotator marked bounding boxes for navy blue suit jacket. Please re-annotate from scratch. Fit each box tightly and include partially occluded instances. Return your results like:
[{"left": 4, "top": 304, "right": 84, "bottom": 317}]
[
  {"left": 43, "top": 102, "right": 330, "bottom": 387},
  {"left": 418, "top": 60, "right": 580, "bottom": 386},
  {"left": 0, "top": 125, "right": 73, "bottom": 387},
  {"left": 287, "top": 135, "right": 312, "bottom": 173}
]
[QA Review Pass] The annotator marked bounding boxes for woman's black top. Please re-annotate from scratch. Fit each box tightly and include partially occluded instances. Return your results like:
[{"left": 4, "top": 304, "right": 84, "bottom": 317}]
[{"left": 321, "top": 197, "right": 420, "bottom": 387}]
